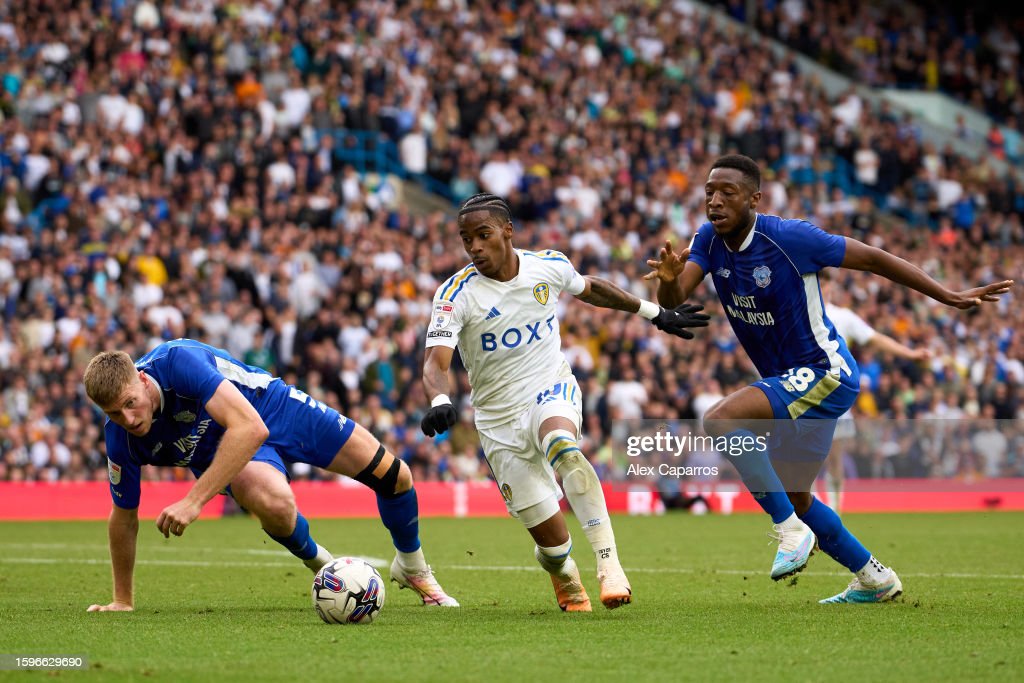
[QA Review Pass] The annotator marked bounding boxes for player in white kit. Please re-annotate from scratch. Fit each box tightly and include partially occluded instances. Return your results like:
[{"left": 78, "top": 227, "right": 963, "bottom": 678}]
[
  {"left": 421, "top": 194, "right": 709, "bottom": 611},
  {"left": 823, "top": 290, "right": 931, "bottom": 512}
]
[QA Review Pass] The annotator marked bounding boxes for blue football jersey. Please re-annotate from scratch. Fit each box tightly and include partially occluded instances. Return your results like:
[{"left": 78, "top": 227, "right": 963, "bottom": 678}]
[
  {"left": 103, "top": 339, "right": 352, "bottom": 509},
  {"left": 688, "top": 214, "right": 857, "bottom": 380}
]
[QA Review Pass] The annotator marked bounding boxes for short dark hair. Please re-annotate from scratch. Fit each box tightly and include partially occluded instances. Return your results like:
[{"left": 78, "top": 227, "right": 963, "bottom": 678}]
[
  {"left": 710, "top": 154, "right": 761, "bottom": 190},
  {"left": 458, "top": 193, "right": 512, "bottom": 224}
]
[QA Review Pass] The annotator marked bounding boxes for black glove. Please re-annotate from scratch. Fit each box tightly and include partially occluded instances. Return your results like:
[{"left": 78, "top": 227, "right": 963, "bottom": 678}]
[
  {"left": 421, "top": 402, "right": 458, "bottom": 436},
  {"left": 651, "top": 303, "right": 711, "bottom": 340}
]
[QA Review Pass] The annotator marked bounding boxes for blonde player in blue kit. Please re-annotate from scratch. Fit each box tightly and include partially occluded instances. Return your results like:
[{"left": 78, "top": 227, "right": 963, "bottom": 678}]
[
  {"left": 82, "top": 340, "right": 458, "bottom": 612},
  {"left": 647, "top": 155, "right": 1013, "bottom": 603},
  {"left": 421, "top": 194, "right": 709, "bottom": 611}
]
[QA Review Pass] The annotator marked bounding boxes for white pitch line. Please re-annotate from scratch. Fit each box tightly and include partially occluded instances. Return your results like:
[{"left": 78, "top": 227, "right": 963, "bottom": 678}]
[
  {"left": 0, "top": 555, "right": 389, "bottom": 569},
  {"left": 0, "top": 557, "right": 296, "bottom": 568},
  {"left": 0, "top": 556, "right": 1022, "bottom": 580},
  {"left": 0, "top": 542, "right": 288, "bottom": 554},
  {"left": 446, "top": 565, "right": 1024, "bottom": 581},
  {"left": 0, "top": 542, "right": 387, "bottom": 565}
]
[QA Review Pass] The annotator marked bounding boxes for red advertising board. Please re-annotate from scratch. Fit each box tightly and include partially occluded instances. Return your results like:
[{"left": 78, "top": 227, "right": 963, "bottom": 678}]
[{"left": 0, "top": 480, "right": 1022, "bottom": 520}]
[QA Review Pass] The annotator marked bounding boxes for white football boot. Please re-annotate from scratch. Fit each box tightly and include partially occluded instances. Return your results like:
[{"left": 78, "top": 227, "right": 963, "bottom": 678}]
[
  {"left": 769, "top": 519, "right": 817, "bottom": 581},
  {"left": 390, "top": 556, "right": 460, "bottom": 607},
  {"left": 820, "top": 569, "right": 903, "bottom": 604}
]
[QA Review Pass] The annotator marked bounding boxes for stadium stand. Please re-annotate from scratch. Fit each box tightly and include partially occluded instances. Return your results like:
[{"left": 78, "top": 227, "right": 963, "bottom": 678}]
[
  {"left": 0, "top": 0, "right": 1020, "bottom": 488},
  {"left": 711, "top": 0, "right": 1024, "bottom": 136}
]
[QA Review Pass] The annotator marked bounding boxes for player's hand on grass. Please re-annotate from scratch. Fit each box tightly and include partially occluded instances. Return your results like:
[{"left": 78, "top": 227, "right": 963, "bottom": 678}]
[
  {"left": 87, "top": 601, "right": 133, "bottom": 612},
  {"left": 644, "top": 240, "right": 689, "bottom": 284},
  {"left": 421, "top": 401, "right": 457, "bottom": 437},
  {"left": 944, "top": 279, "right": 1014, "bottom": 309},
  {"left": 156, "top": 498, "right": 203, "bottom": 538},
  {"left": 651, "top": 304, "right": 711, "bottom": 340}
]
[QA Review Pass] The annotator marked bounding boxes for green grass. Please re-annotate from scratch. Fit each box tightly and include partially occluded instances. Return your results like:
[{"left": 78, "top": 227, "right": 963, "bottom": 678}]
[{"left": 1, "top": 512, "right": 1023, "bottom": 682}]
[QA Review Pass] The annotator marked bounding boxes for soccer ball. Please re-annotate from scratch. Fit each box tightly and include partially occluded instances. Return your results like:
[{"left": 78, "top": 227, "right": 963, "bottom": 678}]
[{"left": 312, "top": 557, "right": 386, "bottom": 624}]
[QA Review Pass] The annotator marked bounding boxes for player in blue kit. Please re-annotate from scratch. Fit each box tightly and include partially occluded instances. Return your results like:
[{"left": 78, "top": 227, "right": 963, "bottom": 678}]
[
  {"left": 647, "top": 155, "right": 1013, "bottom": 603},
  {"left": 82, "top": 339, "right": 458, "bottom": 611}
]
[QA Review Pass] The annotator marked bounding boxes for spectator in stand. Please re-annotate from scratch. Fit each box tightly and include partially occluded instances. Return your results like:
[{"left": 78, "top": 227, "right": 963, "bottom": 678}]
[{"left": 0, "top": 0, "right": 1020, "bottom": 489}]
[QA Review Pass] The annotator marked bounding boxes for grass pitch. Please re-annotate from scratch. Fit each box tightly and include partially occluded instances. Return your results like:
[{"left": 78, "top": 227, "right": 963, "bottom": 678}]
[{"left": 1, "top": 512, "right": 1022, "bottom": 682}]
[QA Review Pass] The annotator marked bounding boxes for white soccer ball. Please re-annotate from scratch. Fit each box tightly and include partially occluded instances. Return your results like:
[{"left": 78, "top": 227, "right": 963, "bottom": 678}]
[{"left": 312, "top": 557, "right": 386, "bottom": 624}]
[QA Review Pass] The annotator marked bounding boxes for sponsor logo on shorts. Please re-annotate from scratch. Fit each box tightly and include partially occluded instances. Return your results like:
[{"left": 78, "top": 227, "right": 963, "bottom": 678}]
[{"left": 108, "top": 461, "right": 121, "bottom": 485}]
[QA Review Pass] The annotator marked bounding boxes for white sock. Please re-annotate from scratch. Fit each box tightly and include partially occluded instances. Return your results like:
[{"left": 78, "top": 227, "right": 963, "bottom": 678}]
[
  {"left": 535, "top": 539, "right": 574, "bottom": 576},
  {"left": 302, "top": 544, "right": 333, "bottom": 572},
  {"left": 544, "top": 430, "right": 621, "bottom": 572},
  {"left": 855, "top": 556, "right": 890, "bottom": 584},
  {"left": 775, "top": 512, "right": 805, "bottom": 530},
  {"left": 397, "top": 548, "right": 428, "bottom": 572},
  {"left": 824, "top": 472, "right": 842, "bottom": 512}
]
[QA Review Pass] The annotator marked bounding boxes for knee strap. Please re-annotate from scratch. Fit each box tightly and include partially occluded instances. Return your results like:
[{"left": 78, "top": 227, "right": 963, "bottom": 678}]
[
  {"left": 354, "top": 445, "right": 403, "bottom": 498},
  {"left": 542, "top": 429, "right": 580, "bottom": 469},
  {"left": 542, "top": 430, "right": 597, "bottom": 495}
]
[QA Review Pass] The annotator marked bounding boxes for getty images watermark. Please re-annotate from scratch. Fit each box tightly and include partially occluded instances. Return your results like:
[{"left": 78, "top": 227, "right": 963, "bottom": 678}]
[
  {"left": 614, "top": 418, "right": 1024, "bottom": 494},
  {"left": 623, "top": 426, "right": 769, "bottom": 478}
]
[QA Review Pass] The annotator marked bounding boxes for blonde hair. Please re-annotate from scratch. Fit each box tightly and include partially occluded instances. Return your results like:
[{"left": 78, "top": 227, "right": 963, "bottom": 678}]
[{"left": 83, "top": 351, "right": 138, "bottom": 407}]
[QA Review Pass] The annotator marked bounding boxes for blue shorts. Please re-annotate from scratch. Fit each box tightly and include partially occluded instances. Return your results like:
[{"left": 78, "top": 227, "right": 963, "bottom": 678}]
[
  {"left": 753, "top": 366, "right": 859, "bottom": 463},
  {"left": 253, "top": 381, "right": 358, "bottom": 469},
  {"left": 191, "top": 444, "right": 291, "bottom": 499},
  {"left": 188, "top": 381, "right": 357, "bottom": 487}
]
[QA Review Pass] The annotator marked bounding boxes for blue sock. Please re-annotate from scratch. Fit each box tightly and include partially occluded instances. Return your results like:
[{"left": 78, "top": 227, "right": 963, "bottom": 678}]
[
  {"left": 725, "top": 429, "right": 794, "bottom": 524},
  {"left": 377, "top": 488, "right": 421, "bottom": 553},
  {"left": 265, "top": 511, "right": 318, "bottom": 561},
  {"left": 799, "top": 498, "right": 870, "bottom": 572}
]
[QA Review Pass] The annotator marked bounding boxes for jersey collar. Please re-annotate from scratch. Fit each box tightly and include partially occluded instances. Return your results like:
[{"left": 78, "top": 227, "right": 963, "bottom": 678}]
[
  {"left": 144, "top": 372, "right": 165, "bottom": 413},
  {"left": 723, "top": 213, "right": 759, "bottom": 252}
]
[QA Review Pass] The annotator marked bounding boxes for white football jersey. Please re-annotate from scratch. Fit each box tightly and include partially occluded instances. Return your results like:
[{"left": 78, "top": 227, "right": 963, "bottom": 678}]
[
  {"left": 825, "top": 303, "right": 876, "bottom": 347},
  {"left": 426, "top": 249, "right": 586, "bottom": 427}
]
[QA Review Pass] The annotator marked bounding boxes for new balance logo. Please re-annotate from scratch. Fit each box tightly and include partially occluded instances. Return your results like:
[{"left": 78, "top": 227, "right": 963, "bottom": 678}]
[
  {"left": 484, "top": 307, "right": 502, "bottom": 320},
  {"left": 715, "top": 267, "right": 731, "bottom": 279}
]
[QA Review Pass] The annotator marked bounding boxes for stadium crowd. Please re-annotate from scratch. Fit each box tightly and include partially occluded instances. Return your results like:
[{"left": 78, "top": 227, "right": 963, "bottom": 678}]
[
  {"left": 714, "top": 0, "right": 1024, "bottom": 148},
  {"left": 0, "top": 0, "right": 1021, "bottom": 489}
]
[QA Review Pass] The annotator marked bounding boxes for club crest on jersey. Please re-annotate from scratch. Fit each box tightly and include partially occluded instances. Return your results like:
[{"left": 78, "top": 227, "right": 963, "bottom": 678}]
[
  {"left": 433, "top": 302, "right": 454, "bottom": 329},
  {"left": 500, "top": 483, "right": 513, "bottom": 503},
  {"left": 108, "top": 461, "right": 121, "bottom": 485},
  {"left": 753, "top": 265, "right": 772, "bottom": 288},
  {"left": 533, "top": 282, "right": 550, "bottom": 305},
  {"left": 174, "top": 410, "right": 196, "bottom": 423}
]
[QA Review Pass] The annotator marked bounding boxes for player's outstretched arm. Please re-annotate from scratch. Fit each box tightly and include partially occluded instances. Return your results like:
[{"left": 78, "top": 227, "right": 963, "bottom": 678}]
[
  {"left": 421, "top": 346, "right": 458, "bottom": 436},
  {"left": 575, "top": 274, "right": 710, "bottom": 340},
  {"left": 841, "top": 238, "right": 1014, "bottom": 309},
  {"left": 868, "top": 332, "right": 932, "bottom": 362},
  {"left": 644, "top": 240, "right": 705, "bottom": 309},
  {"left": 88, "top": 505, "right": 139, "bottom": 612},
  {"left": 155, "top": 380, "right": 269, "bottom": 539}
]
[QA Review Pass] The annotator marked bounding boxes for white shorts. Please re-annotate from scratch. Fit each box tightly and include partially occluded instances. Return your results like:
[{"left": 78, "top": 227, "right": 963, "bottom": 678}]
[
  {"left": 834, "top": 409, "right": 856, "bottom": 440},
  {"left": 477, "top": 377, "right": 583, "bottom": 519}
]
